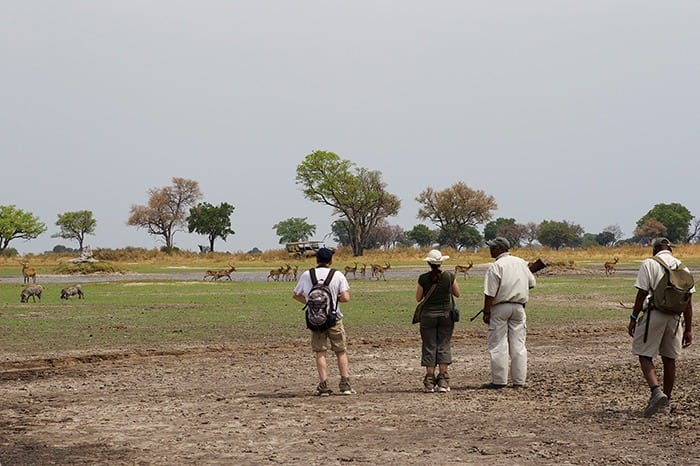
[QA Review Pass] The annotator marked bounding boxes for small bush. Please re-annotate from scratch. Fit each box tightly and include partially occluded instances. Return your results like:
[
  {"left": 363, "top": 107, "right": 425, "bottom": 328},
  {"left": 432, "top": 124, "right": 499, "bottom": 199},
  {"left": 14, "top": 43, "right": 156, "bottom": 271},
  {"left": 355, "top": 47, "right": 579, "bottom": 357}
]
[{"left": 54, "top": 261, "right": 125, "bottom": 275}]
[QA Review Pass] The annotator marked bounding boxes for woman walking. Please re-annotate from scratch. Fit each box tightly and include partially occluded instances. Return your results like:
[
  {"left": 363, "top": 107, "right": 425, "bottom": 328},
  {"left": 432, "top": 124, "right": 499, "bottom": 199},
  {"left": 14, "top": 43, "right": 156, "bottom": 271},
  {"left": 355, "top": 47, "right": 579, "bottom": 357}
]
[{"left": 416, "top": 249, "right": 460, "bottom": 392}]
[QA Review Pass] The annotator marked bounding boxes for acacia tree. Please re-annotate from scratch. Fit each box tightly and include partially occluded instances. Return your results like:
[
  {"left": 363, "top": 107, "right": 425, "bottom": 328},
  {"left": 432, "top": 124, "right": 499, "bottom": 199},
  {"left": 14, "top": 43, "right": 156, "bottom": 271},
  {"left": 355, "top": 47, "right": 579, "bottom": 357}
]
[
  {"left": 52, "top": 210, "right": 96, "bottom": 251},
  {"left": 416, "top": 182, "right": 497, "bottom": 250},
  {"left": 187, "top": 202, "right": 235, "bottom": 253},
  {"left": 273, "top": 217, "right": 316, "bottom": 244},
  {"left": 0, "top": 205, "right": 47, "bottom": 253},
  {"left": 127, "top": 177, "right": 203, "bottom": 250},
  {"left": 296, "top": 151, "right": 400, "bottom": 256},
  {"left": 636, "top": 203, "right": 693, "bottom": 244}
]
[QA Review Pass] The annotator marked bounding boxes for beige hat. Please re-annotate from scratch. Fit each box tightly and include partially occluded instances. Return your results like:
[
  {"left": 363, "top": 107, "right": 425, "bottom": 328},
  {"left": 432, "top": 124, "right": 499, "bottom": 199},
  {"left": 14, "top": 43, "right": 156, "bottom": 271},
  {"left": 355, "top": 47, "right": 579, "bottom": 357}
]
[{"left": 423, "top": 249, "right": 449, "bottom": 265}]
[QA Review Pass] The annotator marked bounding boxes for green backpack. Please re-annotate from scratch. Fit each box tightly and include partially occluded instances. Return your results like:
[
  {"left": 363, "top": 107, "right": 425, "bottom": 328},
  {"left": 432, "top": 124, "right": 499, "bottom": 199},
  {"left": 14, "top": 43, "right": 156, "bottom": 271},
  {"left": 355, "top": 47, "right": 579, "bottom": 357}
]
[{"left": 650, "top": 256, "right": 694, "bottom": 315}]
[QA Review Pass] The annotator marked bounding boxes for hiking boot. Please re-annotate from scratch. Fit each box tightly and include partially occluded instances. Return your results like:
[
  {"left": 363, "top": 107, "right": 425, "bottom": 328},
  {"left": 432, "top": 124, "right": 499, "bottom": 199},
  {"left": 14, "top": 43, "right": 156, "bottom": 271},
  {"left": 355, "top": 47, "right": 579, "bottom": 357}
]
[
  {"left": 423, "top": 374, "right": 436, "bottom": 393},
  {"left": 339, "top": 376, "right": 356, "bottom": 395},
  {"left": 480, "top": 382, "right": 507, "bottom": 390},
  {"left": 643, "top": 388, "right": 668, "bottom": 417},
  {"left": 435, "top": 372, "right": 450, "bottom": 393},
  {"left": 314, "top": 380, "right": 332, "bottom": 396}
]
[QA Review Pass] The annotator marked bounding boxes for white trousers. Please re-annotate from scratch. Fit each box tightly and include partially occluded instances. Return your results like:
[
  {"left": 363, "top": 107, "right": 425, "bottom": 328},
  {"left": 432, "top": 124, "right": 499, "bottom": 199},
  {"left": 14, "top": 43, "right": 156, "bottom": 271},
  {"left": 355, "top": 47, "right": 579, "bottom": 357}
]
[{"left": 487, "top": 302, "right": 527, "bottom": 385}]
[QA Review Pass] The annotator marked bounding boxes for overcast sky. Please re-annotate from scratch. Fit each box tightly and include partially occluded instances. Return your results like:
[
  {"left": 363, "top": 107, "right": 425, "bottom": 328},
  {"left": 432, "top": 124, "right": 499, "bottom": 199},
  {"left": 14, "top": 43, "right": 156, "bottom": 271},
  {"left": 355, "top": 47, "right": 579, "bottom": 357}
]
[{"left": 2, "top": 1, "right": 698, "bottom": 254}]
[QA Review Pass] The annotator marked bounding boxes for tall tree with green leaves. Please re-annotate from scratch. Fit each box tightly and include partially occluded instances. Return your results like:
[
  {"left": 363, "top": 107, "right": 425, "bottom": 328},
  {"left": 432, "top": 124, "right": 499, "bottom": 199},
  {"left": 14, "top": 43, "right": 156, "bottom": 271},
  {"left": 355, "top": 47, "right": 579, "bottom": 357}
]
[
  {"left": 187, "top": 202, "right": 235, "bottom": 253},
  {"left": 636, "top": 203, "right": 693, "bottom": 244},
  {"left": 0, "top": 205, "right": 47, "bottom": 253},
  {"left": 52, "top": 210, "right": 96, "bottom": 251},
  {"left": 416, "top": 182, "right": 497, "bottom": 250},
  {"left": 296, "top": 151, "right": 400, "bottom": 256},
  {"left": 273, "top": 217, "right": 316, "bottom": 244},
  {"left": 537, "top": 220, "right": 584, "bottom": 250},
  {"left": 406, "top": 224, "right": 435, "bottom": 247},
  {"left": 128, "top": 177, "right": 203, "bottom": 251}
]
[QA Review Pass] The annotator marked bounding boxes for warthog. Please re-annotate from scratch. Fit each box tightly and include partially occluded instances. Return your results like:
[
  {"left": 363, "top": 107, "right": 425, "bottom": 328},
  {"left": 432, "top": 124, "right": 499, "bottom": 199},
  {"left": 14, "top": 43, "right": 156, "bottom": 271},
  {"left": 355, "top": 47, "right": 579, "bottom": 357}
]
[
  {"left": 20, "top": 284, "right": 43, "bottom": 303},
  {"left": 61, "top": 284, "right": 84, "bottom": 299}
]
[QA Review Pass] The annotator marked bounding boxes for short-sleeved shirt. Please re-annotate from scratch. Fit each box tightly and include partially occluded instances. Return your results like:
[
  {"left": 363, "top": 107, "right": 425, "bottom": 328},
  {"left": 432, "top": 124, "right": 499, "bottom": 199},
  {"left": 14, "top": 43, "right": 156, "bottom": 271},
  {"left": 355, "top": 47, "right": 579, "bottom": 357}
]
[
  {"left": 484, "top": 252, "right": 536, "bottom": 304},
  {"left": 293, "top": 266, "right": 350, "bottom": 319},
  {"left": 634, "top": 250, "right": 696, "bottom": 303},
  {"left": 418, "top": 270, "right": 454, "bottom": 311}
]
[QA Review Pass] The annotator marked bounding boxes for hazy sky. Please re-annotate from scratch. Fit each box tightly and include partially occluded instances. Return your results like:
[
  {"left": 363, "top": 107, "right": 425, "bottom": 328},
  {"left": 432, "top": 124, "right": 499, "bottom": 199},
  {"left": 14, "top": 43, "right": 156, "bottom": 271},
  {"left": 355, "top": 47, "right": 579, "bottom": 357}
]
[{"left": 2, "top": 2, "right": 699, "bottom": 254}]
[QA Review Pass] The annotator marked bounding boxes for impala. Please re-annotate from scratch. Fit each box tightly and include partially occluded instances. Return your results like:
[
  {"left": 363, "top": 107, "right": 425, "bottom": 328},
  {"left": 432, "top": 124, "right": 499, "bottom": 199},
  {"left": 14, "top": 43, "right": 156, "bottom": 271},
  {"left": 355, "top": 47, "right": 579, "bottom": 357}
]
[{"left": 454, "top": 262, "right": 473, "bottom": 280}]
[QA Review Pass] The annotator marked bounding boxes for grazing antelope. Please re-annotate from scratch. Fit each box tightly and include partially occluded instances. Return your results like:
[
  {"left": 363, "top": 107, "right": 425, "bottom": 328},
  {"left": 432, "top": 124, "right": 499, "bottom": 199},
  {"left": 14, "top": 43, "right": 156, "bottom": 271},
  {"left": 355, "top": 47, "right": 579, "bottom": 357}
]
[
  {"left": 20, "top": 284, "right": 43, "bottom": 303},
  {"left": 359, "top": 264, "right": 367, "bottom": 279},
  {"left": 267, "top": 266, "right": 284, "bottom": 282},
  {"left": 372, "top": 263, "right": 391, "bottom": 281},
  {"left": 61, "top": 284, "right": 84, "bottom": 299},
  {"left": 344, "top": 262, "right": 358, "bottom": 278},
  {"left": 604, "top": 257, "right": 619, "bottom": 276},
  {"left": 20, "top": 262, "right": 37, "bottom": 284},
  {"left": 454, "top": 262, "right": 474, "bottom": 280}
]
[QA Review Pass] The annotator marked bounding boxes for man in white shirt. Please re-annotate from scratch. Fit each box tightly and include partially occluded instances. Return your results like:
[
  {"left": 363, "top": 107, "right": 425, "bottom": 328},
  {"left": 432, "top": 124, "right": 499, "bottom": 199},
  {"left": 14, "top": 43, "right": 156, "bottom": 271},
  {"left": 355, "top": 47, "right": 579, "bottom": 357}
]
[
  {"left": 628, "top": 237, "right": 694, "bottom": 416},
  {"left": 293, "top": 248, "right": 354, "bottom": 396},
  {"left": 481, "top": 237, "right": 536, "bottom": 389}
]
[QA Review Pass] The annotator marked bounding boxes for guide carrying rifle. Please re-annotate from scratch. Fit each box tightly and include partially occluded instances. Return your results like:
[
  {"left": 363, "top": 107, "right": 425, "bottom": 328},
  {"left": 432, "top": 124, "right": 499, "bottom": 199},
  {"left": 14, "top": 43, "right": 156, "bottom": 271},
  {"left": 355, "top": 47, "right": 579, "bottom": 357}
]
[{"left": 470, "top": 258, "right": 547, "bottom": 321}]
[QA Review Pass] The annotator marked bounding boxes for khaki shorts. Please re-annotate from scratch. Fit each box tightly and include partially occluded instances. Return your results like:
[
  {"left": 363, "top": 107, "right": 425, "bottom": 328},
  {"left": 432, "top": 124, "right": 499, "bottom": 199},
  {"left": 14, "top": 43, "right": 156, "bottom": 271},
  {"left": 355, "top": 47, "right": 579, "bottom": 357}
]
[
  {"left": 632, "top": 310, "right": 683, "bottom": 359},
  {"left": 311, "top": 319, "right": 347, "bottom": 353}
]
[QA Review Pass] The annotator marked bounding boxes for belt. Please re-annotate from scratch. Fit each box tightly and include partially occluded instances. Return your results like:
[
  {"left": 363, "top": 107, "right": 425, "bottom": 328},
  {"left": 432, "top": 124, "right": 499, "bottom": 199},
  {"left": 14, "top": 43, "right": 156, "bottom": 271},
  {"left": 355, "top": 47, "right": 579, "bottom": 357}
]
[{"left": 495, "top": 301, "right": 525, "bottom": 306}]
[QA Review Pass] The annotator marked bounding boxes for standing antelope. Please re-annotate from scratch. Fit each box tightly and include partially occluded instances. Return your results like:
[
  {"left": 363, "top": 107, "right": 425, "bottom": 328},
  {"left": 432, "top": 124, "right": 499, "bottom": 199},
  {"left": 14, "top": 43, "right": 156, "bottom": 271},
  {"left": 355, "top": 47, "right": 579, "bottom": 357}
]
[
  {"left": 20, "top": 262, "right": 37, "bottom": 284},
  {"left": 344, "top": 262, "right": 358, "bottom": 278},
  {"left": 372, "top": 263, "right": 391, "bottom": 281},
  {"left": 359, "top": 264, "right": 367, "bottom": 279},
  {"left": 604, "top": 257, "right": 619, "bottom": 276},
  {"left": 454, "top": 262, "right": 473, "bottom": 280},
  {"left": 267, "top": 266, "right": 284, "bottom": 282}
]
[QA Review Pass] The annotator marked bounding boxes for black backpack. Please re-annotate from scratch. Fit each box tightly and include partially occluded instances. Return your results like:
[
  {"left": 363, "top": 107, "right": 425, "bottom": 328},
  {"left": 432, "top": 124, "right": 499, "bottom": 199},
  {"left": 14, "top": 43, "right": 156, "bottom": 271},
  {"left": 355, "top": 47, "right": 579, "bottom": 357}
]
[{"left": 304, "top": 268, "right": 338, "bottom": 331}]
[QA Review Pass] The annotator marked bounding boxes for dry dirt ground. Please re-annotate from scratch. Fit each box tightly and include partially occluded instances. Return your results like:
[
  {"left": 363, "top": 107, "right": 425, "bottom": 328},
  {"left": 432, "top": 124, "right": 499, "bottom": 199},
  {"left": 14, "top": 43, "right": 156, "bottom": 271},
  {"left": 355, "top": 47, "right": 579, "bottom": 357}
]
[{"left": 1, "top": 322, "right": 699, "bottom": 465}]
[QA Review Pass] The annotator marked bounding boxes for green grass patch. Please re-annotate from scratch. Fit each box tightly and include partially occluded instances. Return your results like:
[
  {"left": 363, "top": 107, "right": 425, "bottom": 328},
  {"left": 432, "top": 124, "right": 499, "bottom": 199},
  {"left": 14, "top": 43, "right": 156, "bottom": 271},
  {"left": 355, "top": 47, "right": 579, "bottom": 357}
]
[{"left": 0, "top": 273, "right": 640, "bottom": 359}]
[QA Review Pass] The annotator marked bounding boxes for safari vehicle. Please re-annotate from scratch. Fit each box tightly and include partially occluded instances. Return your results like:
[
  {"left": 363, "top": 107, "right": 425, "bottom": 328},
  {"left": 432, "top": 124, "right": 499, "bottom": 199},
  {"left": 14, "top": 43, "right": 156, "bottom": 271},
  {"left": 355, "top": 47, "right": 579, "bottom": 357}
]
[{"left": 286, "top": 240, "right": 328, "bottom": 257}]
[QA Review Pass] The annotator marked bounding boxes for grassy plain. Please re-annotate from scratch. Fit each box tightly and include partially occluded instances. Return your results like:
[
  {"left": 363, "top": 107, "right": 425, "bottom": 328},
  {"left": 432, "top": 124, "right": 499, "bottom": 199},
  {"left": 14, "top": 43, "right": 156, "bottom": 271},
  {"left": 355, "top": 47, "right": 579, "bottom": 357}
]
[
  {"left": 0, "top": 269, "right": 661, "bottom": 362},
  {"left": 1, "top": 243, "right": 698, "bottom": 362}
]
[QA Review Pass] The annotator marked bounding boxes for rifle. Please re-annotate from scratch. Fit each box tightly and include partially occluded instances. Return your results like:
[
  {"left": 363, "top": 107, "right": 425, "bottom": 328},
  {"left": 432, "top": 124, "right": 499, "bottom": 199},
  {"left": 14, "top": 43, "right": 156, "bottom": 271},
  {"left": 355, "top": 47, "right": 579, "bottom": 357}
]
[{"left": 470, "top": 258, "right": 548, "bottom": 322}]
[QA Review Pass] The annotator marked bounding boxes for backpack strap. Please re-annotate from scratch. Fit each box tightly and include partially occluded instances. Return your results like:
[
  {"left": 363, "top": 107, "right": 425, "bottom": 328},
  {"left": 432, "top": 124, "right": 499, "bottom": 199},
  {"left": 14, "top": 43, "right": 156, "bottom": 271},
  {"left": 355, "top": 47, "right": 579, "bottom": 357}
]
[
  {"left": 651, "top": 255, "right": 673, "bottom": 272},
  {"left": 325, "top": 269, "right": 337, "bottom": 311},
  {"left": 309, "top": 267, "right": 318, "bottom": 286},
  {"left": 324, "top": 269, "right": 336, "bottom": 286}
]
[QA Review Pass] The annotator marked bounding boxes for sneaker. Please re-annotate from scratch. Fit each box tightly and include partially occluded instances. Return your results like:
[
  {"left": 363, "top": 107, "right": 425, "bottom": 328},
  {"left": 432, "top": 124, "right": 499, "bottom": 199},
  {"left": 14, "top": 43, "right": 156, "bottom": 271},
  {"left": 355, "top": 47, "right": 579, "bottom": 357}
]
[
  {"left": 658, "top": 404, "right": 671, "bottom": 415},
  {"left": 480, "top": 382, "right": 507, "bottom": 390},
  {"left": 643, "top": 389, "right": 668, "bottom": 417},
  {"left": 512, "top": 384, "right": 525, "bottom": 389},
  {"left": 339, "top": 376, "right": 356, "bottom": 395},
  {"left": 435, "top": 372, "right": 450, "bottom": 393},
  {"left": 423, "top": 374, "right": 436, "bottom": 393},
  {"left": 314, "top": 380, "right": 333, "bottom": 396}
]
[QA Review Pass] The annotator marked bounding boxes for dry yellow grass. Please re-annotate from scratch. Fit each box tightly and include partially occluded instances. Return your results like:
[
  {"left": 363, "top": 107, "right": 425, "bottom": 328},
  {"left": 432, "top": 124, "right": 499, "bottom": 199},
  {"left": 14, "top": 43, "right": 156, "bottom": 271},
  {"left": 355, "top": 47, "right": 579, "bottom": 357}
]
[{"left": 2, "top": 243, "right": 699, "bottom": 270}]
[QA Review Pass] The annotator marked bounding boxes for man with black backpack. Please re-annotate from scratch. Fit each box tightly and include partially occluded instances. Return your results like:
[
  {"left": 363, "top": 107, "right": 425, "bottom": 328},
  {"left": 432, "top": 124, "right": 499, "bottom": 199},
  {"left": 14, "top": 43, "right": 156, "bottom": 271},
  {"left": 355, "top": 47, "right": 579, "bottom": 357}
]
[
  {"left": 628, "top": 237, "right": 695, "bottom": 417},
  {"left": 293, "top": 247, "right": 354, "bottom": 396}
]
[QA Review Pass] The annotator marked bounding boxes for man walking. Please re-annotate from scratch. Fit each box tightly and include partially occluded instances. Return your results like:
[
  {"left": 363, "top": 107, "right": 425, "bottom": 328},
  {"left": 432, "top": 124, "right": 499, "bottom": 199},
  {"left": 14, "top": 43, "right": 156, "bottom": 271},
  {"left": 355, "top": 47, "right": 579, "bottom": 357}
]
[
  {"left": 481, "top": 237, "right": 536, "bottom": 389},
  {"left": 628, "top": 237, "right": 694, "bottom": 416},
  {"left": 293, "top": 247, "right": 355, "bottom": 396}
]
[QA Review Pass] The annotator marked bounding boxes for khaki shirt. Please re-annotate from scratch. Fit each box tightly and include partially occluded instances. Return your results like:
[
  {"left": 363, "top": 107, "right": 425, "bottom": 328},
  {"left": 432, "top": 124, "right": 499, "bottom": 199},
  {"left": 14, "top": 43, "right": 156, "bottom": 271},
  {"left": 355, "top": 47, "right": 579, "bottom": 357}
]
[{"left": 484, "top": 252, "right": 536, "bottom": 304}]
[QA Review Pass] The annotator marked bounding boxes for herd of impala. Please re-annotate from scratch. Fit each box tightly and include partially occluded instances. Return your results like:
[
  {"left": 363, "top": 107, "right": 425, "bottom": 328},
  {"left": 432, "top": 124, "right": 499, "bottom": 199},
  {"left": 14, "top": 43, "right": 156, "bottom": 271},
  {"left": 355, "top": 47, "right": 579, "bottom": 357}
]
[{"left": 15, "top": 254, "right": 623, "bottom": 304}]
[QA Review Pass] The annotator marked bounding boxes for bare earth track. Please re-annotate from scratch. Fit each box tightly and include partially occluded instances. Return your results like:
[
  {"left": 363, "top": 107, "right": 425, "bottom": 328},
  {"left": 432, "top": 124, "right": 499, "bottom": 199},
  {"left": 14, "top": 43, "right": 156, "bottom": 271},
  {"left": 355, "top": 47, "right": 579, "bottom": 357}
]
[{"left": 2, "top": 320, "right": 699, "bottom": 465}]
